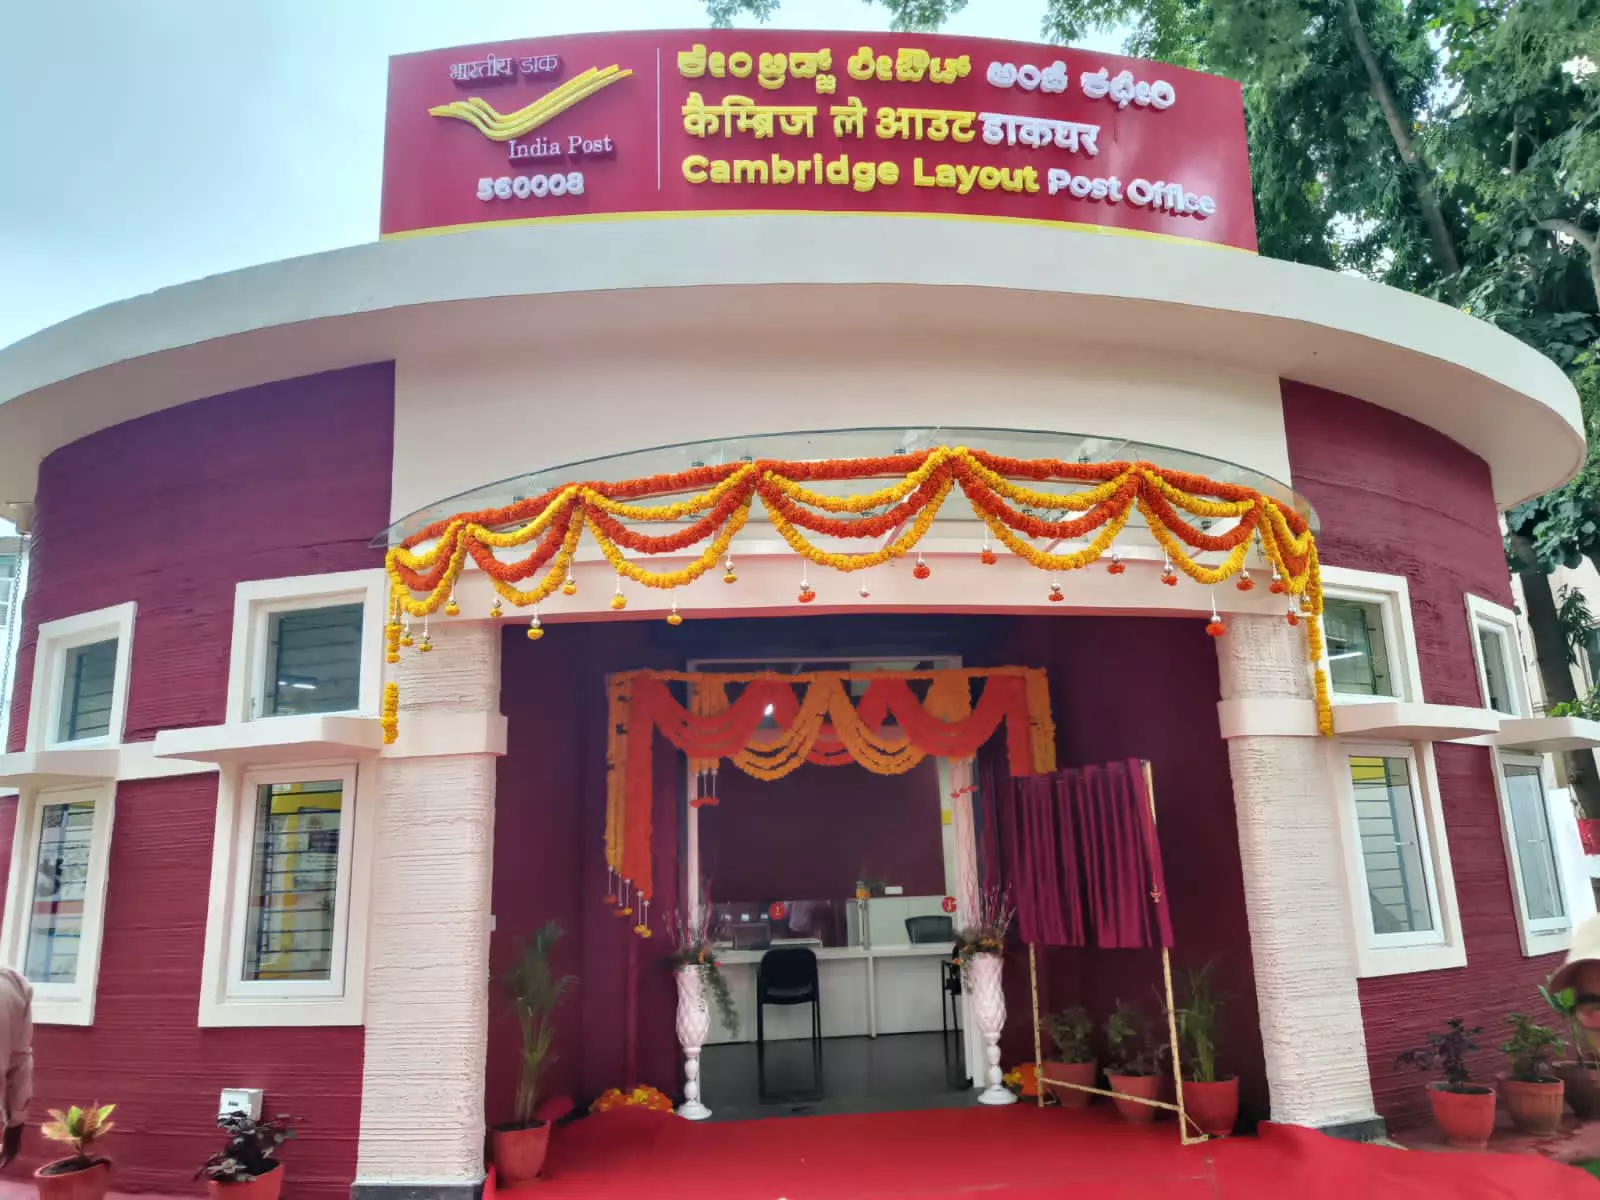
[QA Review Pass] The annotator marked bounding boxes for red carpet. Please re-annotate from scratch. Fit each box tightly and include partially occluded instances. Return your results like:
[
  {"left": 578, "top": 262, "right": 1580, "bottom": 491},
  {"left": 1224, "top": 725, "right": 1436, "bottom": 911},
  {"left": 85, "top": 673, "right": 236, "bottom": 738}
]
[{"left": 502, "top": 1105, "right": 1600, "bottom": 1198}]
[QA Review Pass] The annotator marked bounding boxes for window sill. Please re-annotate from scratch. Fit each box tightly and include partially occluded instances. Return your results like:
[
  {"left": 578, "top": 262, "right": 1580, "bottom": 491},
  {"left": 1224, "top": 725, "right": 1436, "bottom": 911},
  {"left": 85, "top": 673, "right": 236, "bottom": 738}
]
[
  {"left": 1356, "top": 940, "right": 1468, "bottom": 979},
  {"left": 0, "top": 747, "right": 121, "bottom": 789},
  {"left": 1496, "top": 716, "right": 1600, "bottom": 753},
  {"left": 1519, "top": 925, "right": 1572, "bottom": 959},
  {"left": 1333, "top": 702, "right": 1502, "bottom": 742},
  {"left": 31, "top": 993, "right": 96, "bottom": 1027},
  {"left": 153, "top": 715, "right": 385, "bottom": 767},
  {"left": 198, "top": 992, "right": 364, "bottom": 1028}
]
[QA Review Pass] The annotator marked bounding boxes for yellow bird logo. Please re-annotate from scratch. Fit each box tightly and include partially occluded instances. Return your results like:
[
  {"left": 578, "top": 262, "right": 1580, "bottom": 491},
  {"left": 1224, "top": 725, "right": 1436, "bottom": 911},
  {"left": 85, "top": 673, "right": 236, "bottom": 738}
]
[{"left": 428, "top": 65, "right": 633, "bottom": 142}]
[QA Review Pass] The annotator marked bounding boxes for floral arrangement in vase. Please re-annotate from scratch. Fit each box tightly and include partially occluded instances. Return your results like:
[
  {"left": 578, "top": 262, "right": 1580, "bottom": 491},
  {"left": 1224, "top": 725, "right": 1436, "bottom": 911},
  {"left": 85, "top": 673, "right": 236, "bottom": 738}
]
[
  {"left": 666, "top": 888, "right": 738, "bottom": 1036},
  {"left": 954, "top": 884, "right": 1014, "bottom": 974}
]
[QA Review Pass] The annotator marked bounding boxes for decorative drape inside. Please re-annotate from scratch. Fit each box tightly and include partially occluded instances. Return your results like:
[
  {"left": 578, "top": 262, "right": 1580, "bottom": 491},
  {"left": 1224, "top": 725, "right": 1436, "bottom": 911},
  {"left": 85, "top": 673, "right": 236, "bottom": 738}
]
[
  {"left": 1002, "top": 759, "right": 1173, "bottom": 949},
  {"left": 605, "top": 667, "right": 1057, "bottom": 902}
]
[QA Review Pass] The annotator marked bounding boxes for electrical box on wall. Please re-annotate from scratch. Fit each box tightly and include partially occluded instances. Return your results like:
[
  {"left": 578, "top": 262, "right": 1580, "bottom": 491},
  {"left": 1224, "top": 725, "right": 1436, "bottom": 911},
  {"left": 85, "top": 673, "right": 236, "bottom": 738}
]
[{"left": 219, "top": 1089, "right": 263, "bottom": 1121}]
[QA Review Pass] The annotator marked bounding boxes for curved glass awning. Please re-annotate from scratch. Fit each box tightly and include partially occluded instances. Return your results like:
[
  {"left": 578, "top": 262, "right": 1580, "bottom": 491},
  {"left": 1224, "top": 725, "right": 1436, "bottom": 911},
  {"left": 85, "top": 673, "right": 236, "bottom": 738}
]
[{"left": 375, "top": 426, "right": 1317, "bottom": 547}]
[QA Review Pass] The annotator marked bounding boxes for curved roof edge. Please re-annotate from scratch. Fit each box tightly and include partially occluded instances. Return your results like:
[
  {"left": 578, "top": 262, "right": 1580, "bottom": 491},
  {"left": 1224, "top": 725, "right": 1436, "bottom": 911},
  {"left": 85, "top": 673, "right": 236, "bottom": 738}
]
[{"left": 0, "top": 215, "right": 1582, "bottom": 515}]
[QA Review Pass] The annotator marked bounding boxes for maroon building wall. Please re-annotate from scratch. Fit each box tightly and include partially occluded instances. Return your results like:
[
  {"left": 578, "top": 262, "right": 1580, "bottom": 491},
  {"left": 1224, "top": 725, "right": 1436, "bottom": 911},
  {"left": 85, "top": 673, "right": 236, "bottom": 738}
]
[
  {"left": 0, "top": 364, "right": 392, "bottom": 1197},
  {"left": 702, "top": 761, "right": 945, "bottom": 903},
  {"left": 1281, "top": 380, "right": 1557, "bottom": 1131},
  {"left": 490, "top": 613, "right": 1267, "bottom": 1121}
]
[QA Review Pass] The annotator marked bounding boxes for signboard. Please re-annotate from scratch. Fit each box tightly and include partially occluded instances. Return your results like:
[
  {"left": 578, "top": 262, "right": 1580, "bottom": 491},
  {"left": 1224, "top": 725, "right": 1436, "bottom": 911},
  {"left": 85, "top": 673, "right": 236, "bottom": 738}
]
[{"left": 382, "top": 29, "right": 1256, "bottom": 251}]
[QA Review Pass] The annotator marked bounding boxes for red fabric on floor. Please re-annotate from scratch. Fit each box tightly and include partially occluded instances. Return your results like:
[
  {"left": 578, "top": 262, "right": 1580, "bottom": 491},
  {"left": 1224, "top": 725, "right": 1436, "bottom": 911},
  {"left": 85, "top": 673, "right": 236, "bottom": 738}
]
[{"left": 511, "top": 1105, "right": 1600, "bottom": 1198}]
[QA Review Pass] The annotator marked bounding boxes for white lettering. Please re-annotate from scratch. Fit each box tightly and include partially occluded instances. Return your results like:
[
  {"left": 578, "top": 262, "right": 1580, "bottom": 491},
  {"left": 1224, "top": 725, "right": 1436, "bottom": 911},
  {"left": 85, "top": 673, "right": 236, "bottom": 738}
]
[
  {"left": 1081, "top": 66, "right": 1177, "bottom": 110},
  {"left": 987, "top": 59, "right": 1068, "bottom": 93},
  {"left": 475, "top": 172, "right": 586, "bottom": 203}
]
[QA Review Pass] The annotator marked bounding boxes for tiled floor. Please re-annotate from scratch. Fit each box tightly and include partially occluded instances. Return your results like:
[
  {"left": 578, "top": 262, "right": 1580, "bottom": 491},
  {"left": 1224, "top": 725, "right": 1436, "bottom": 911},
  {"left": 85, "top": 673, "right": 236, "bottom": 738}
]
[{"left": 699, "top": 1030, "right": 972, "bottom": 1119}]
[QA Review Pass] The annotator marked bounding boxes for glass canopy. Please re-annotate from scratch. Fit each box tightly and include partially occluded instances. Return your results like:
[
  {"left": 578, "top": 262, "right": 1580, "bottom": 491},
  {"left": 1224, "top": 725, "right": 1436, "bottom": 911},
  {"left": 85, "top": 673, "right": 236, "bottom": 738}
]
[{"left": 376, "top": 426, "right": 1317, "bottom": 547}]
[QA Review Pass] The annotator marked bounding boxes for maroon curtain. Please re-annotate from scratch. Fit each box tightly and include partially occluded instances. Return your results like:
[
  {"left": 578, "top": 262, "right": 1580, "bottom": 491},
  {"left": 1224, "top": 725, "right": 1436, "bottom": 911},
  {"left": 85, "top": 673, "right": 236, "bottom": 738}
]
[{"left": 1004, "top": 759, "right": 1173, "bottom": 949}]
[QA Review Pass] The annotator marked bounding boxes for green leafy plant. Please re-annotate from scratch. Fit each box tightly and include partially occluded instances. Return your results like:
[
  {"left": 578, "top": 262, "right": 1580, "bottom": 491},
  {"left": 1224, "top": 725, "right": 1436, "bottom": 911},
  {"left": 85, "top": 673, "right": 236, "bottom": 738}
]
[
  {"left": 1105, "top": 1000, "right": 1169, "bottom": 1077},
  {"left": 196, "top": 1113, "right": 297, "bottom": 1184},
  {"left": 1046, "top": 1006, "right": 1094, "bottom": 1064},
  {"left": 1177, "top": 961, "right": 1224, "bottom": 1084},
  {"left": 40, "top": 1104, "right": 115, "bottom": 1173},
  {"left": 1503, "top": 1012, "right": 1565, "bottom": 1083},
  {"left": 1550, "top": 688, "right": 1600, "bottom": 721},
  {"left": 667, "top": 889, "right": 739, "bottom": 1036},
  {"left": 1541, "top": 975, "right": 1599, "bottom": 1067},
  {"left": 1394, "top": 1018, "right": 1485, "bottom": 1093},
  {"left": 504, "top": 921, "right": 575, "bottom": 1128}
]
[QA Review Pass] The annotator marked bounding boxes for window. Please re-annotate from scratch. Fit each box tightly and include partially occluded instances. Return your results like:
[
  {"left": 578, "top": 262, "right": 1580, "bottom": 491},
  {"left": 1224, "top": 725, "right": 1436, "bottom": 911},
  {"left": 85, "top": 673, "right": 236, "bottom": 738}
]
[
  {"left": 1325, "top": 599, "right": 1394, "bottom": 697},
  {"left": 1335, "top": 743, "right": 1465, "bottom": 977},
  {"left": 25, "top": 603, "right": 136, "bottom": 751},
  {"left": 1349, "top": 755, "right": 1436, "bottom": 939},
  {"left": 1318, "top": 567, "right": 1421, "bottom": 706},
  {"left": 0, "top": 554, "right": 15, "bottom": 630},
  {"left": 261, "top": 605, "right": 364, "bottom": 718},
  {"left": 198, "top": 761, "right": 374, "bottom": 1026},
  {"left": 1466, "top": 595, "right": 1528, "bottom": 717},
  {"left": 0, "top": 784, "right": 116, "bottom": 1025},
  {"left": 1494, "top": 753, "right": 1573, "bottom": 954},
  {"left": 226, "top": 573, "right": 387, "bottom": 725}
]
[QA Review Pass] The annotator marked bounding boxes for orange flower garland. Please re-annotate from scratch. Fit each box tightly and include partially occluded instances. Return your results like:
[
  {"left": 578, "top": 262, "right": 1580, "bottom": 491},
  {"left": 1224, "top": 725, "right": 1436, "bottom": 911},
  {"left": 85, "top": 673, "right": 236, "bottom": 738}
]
[
  {"left": 383, "top": 447, "right": 1328, "bottom": 739},
  {"left": 590, "top": 1085, "right": 674, "bottom": 1114}
]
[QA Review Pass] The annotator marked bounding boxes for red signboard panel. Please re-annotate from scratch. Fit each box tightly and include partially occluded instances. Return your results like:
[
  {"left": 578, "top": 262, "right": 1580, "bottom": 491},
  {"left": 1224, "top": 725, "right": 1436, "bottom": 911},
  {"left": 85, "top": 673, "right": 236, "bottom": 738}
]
[{"left": 382, "top": 30, "right": 1256, "bottom": 251}]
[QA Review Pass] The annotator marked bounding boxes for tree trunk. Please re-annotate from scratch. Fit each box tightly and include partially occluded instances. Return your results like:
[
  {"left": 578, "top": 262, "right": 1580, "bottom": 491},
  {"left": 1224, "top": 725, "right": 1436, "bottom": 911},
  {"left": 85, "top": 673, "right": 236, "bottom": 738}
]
[
  {"left": 1342, "top": 0, "right": 1462, "bottom": 278},
  {"left": 1511, "top": 533, "right": 1600, "bottom": 816},
  {"left": 1538, "top": 218, "right": 1600, "bottom": 312}
]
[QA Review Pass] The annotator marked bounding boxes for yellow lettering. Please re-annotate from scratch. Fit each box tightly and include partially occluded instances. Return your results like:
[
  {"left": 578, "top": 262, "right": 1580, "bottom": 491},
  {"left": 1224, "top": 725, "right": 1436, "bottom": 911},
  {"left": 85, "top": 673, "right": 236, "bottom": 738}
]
[
  {"left": 728, "top": 50, "right": 753, "bottom": 77},
  {"left": 683, "top": 154, "right": 709, "bottom": 183},
  {"left": 977, "top": 165, "right": 1001, "bottom": 191},
  {"left": 709, "top": 51, "right": 726, "bottom": 77},
  {"left": 913, "top": 156, "right": 936, "bottom": 187},
  {"left": 954, "top": 163, "right": 980, "bottom": 194},
  {"left": 710, "top": 159, "right": 731, "bottom": 184},
  {"left": 772, "top": 155, "right": 795, "bottom": 184},
  {"left": 826, "top": 156, "right": 850, "bottom": 185},
  {"left": 797, "top": 159, "right": 812, "bottom": 184},
  {"left": 936, "top": 163, "right": 957, "bottom": 188},
  {"left": 732, "top": 159, "right": 770, "bottom": 185},
  {"left": 879, "top": 161, "right": 900, "bottom": 186}
]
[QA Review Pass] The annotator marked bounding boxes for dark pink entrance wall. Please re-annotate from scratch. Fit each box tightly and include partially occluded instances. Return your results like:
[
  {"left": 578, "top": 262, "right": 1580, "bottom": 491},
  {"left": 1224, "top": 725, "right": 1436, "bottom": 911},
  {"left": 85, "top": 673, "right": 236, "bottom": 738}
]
[
  {"left": 0, "top": 365, "right": 392, "bottom": 1198},
  {"left": 1281, "top": 381, "right": 1555, "bottom": 1131}
]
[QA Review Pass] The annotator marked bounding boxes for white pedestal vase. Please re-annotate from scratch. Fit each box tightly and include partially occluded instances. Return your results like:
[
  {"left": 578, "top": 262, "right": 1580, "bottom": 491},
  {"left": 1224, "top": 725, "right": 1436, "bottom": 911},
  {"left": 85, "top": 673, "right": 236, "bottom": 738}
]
[
  {"left": 966, "top": 952, "right": 1017, "bottom": 1105},
  {"left": 675, "top": 965, "right": 713, "bottom": 1120}
]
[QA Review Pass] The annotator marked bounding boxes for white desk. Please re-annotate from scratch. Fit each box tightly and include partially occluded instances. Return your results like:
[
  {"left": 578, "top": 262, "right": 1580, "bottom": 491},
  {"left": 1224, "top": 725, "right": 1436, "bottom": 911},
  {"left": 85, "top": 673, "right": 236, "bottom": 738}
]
[{"left": 708, "top": 943, "right": 953, "bottom": 1045}]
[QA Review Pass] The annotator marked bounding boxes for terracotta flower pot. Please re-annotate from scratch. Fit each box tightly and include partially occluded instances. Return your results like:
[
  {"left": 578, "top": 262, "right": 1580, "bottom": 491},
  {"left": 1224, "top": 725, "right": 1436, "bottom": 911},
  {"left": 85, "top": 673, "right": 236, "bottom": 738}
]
[
  {"left": 1106, "top": 1072, "right": 1161, "bottom": 1124},
  {"left": 1042, "top": 1060, "right": 1097, "bottom": 1108},
  {"left": 1501, "top": 1076, "right": 1566, "bottom": 1136},
  {"left": 1427, "top": 1083, "right": 1496, "bottom": 1149},
  {"left": 1181, "top": 1076, "right": 1239, "bottom": 1137},
  {"left": 34, "top": 1159, "right": 110, "bottom": 1200},
  {"left": 1555, "top": 1062, "right": 1600, "bottom": 1120},
  {"left": 491, "top": 1121, "right": 552, "bottom": 1185},
  {"left": 207, "top": 1163, "right": 284, "bottom": 1200}
]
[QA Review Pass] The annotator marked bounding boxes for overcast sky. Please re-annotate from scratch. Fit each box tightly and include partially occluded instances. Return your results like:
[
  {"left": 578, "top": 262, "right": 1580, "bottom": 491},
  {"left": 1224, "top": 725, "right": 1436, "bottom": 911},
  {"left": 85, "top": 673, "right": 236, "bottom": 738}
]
[{"left": 0, "top": 1, "right": 1120, "bottom": 353}]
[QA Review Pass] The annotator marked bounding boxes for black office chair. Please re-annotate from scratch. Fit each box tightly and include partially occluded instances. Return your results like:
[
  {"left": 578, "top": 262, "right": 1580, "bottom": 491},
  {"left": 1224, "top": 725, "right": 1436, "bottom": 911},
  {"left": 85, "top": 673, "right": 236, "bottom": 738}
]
[
  {"left": 756, "top": 947, "right": 822, "bottom": 1099},
  {"left": 905, "top": 915, "right": 955, "bottom": 944}
]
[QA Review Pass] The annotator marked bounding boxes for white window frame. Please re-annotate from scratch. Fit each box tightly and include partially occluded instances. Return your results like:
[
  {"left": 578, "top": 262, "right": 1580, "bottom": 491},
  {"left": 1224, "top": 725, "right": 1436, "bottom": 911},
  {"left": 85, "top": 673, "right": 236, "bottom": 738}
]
[
  {"left": 1318, "top": 567, "right": 1423, "bottom": 706},
  {"left": 1492, "top": 751, "right": 1573, "bottom": 956},
  {"left": 0, "top": 783, "right": 116, "bottom": 1025},
  {"left": 25, "top": 603, "right": 137, "bottom": 751},
  {"left": 197, "top": 760, "right": 375, "bottom": 1026},
  {"left": 1466, "top": 594, "right": 1530, "bottom": 718},
  {"left": 227, "top": 571, "right": 387, "bottom": 724},
  {"left": 1332, "top": 741, "right": 1466, "bottom": 977}
]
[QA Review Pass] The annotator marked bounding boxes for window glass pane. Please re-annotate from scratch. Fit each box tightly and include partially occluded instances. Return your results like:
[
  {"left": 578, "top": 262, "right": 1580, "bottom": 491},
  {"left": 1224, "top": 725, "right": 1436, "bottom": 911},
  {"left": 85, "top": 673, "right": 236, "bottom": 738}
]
[
  {"left": 1585, "top": 627, "right": 1600, "bottom": 695},
  {"left": 1349, "top": 756, "right": 1434, "bottom": 935},
  {"left": 0, "top": 556, "right": 14, "bottom": 627},
  {"left": 1324, "top": 600, "right": 1394, "bottom": 697},
  {"left": 56, "top": 639, "right": 117, "bottom": 742},
  {"left": 243, "top": 780, "right": 343, "bottom": 982},
  {"left": 1504, "top": 763, "right": 1565, "bottom": 921},
  {"left": 263, "top": 605, "right": 363, "bottom": 717},
  {"left": 1478, "top": 626, "right": 1517, "bottom": 714},
  {"left": 24, "top": 801, "right": 94, "bottom": 983}
]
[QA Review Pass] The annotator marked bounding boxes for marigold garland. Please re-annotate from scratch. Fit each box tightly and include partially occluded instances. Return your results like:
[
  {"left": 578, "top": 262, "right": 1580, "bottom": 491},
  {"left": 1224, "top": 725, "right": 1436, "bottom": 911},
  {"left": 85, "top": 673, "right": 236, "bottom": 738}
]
[
  {"left": 591, "top": 1085, "right": 674, "bottom": 1114},
  {"left": 382, "top": 447, "right": 1327, "bottom": 742}
]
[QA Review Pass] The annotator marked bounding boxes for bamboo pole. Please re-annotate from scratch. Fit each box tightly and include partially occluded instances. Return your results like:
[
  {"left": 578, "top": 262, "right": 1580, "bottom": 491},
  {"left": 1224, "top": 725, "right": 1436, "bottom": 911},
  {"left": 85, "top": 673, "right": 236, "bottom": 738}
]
[{"left": 1030, "top": 943, "right": 1044, "bottom": 1107}]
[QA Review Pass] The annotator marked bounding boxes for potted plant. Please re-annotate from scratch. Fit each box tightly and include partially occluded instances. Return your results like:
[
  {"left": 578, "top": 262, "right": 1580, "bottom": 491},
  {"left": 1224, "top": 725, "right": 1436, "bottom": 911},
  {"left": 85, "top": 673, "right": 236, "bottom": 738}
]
[
  {"left": 1541, "top": 976, "right": 1600, "bottom": 1118},
  {"left": 1105, "top": 1001, "right": 1169, "bottom": 1124},
  {"left": 1176, "top": 962, "right": 1238, "bottom": 1137},
  {"left": 1394, "top": 1018, "right": 1495, "bottom": 1148},
  {"left": 1042, "top": 1006, "right": 1096, "bottom": 1109},
  {"left": 196, "top": 1111, "right": 297, "bottom": 1200},
  {"left": 492, "top": 920, "right": 574, "bottom": 1184},
  {"left": 1501, "top": 1011, "right": 1566, "bottom": 1135},
  {"left": 36, "top": 1104, "right": 115, "bottom": 1200}
]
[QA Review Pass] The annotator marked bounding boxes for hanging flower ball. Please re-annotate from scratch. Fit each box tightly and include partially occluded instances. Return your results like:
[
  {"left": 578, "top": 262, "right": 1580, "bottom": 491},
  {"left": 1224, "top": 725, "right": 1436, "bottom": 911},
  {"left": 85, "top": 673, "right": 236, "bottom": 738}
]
[
  {"left": 490, "top": 599, "right": 503, "bottom": 618},
  {"left": 527, "top": 623, "right": 545, "bottom": 641},
  {"left": 1161, "top": 566, "right": 1179, "bottom": 587},
  {"left": 562, "top": 576, "right": 578, "bottom": 597},
  {"left": 980, "top": 548, "right": 998, "bottom": 566},
  {"left": 1107, "top": 554, "right": 1126, "bottom": 576},
  {"left": 913, "top": 562, "right": 932, "bottom": 580},
  {"left": 1269, "top": 578, "right": 1286, "bottom": 595},
  {"left": 859, "top": 581, "right": 871, "bottom": 599},
  {"left": 1206, "top": 619, "right": 1227, "bottom": 638},
  {"left": 445, "top": 599, "right": 461, "bottom": 617},
  {"left": 723, "top": 570, "right": 738, "bottom": 584},
  {"left": 1048, "top": 583, "right": 1064, "bottom": 603},
  {"left": 666, "top": 611, "right": 683, "bottom": 626},
  {"left": 418, "top": 638, "right": 433, "bottom": 653},
  {"left": 1235, "top": 571, "right": 1255, "bottom": 592},
  {"left": 798, "top": 587, "right": 816, "bottom": 604},
  {"left": 1286, "top": 609, "right": 1301, "bottom": 627},
  {"left": 610, "top": 593, "right": 628, "bottom": 611},
  {"left": 400, "top": 634, "right": 415, "bottom": 648}
]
